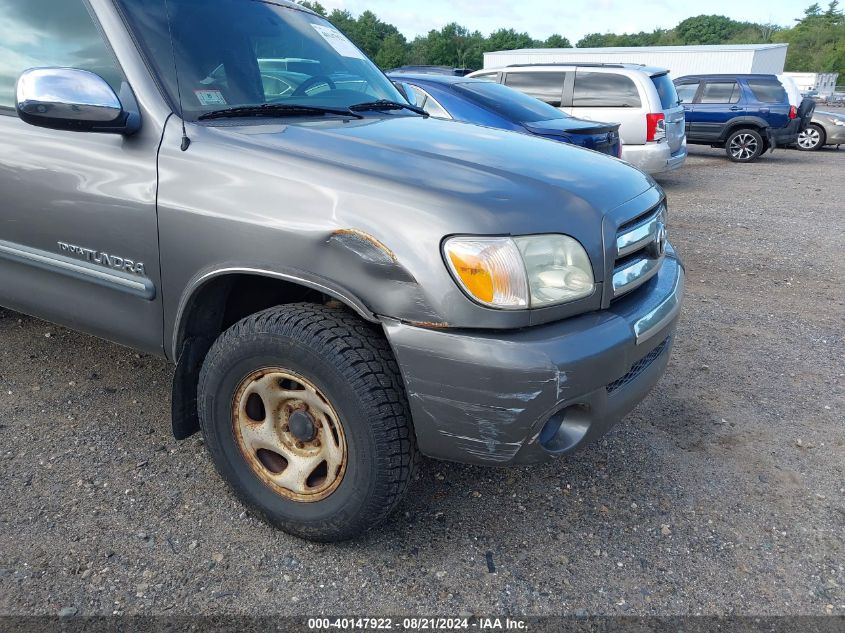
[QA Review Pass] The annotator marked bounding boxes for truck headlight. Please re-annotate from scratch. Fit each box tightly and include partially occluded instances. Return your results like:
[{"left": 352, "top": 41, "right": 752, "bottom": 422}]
[
  {"left": 515, "top": 235, "right": 595, "bottom": 306},
  {"left": 444, "top": 235, "right": 595, "bottom": 309}
]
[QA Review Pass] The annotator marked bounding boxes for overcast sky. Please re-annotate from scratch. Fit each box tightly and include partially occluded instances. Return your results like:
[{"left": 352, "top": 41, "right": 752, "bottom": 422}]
[{"left": 315, "top": 0, "right": 805, "bottom": 42}]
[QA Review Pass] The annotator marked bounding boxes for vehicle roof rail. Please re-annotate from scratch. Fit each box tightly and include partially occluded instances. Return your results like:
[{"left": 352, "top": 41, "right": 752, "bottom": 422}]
[{"left": 503, "top": 62, "right": 645, "bottom": 69}]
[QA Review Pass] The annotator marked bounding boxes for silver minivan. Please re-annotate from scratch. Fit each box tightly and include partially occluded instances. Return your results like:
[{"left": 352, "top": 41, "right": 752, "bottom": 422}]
[{"left": 468, "top": 63, "right": 687, "bottom": 174}]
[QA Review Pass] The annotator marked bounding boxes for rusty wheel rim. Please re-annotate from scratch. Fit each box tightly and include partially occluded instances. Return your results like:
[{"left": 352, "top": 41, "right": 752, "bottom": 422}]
[{"left": 232, "top": 368, "right": 347, "bottom": 503}]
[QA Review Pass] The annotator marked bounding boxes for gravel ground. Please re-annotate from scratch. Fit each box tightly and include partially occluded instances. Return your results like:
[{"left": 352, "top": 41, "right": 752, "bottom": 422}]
[{"left": 0, "top": 145, "right": 843, "bottom": 618}]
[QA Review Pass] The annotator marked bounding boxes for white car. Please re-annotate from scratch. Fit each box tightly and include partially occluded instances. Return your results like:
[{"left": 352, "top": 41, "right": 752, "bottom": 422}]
[{"left": 469, "top": 63, "right": 687, "bottom": 174}]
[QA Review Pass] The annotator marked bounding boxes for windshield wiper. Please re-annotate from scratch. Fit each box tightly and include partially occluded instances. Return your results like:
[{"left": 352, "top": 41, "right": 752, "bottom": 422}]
[
  {"left": 198, "top": 103, "right": 364, "bottom": 121},
  {"left": 349, "top": 100, "right": 429, "bottom": 117}
]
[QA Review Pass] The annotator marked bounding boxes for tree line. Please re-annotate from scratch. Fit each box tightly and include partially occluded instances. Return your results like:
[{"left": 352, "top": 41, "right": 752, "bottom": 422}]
[{"left": 297, "top": 1, "right": 845, "bottom": 81}]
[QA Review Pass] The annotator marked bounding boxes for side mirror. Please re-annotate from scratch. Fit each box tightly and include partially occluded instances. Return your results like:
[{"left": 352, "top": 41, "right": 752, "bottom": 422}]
[
  {"left": 392, "top": 81, "right": 418, "bottom": 107},
  {"left": 16, "top": 68, "right": 140, "bottom": 135}
]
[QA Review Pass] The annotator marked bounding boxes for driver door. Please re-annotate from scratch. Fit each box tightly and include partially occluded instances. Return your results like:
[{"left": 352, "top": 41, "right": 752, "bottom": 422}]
[{"left": 0, "top": 0, "right": 164, "bottom": 353}]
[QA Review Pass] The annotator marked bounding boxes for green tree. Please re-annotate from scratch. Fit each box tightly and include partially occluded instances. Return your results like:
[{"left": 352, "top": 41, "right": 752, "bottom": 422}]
[
  {"left": 484, "top": 28, "right": 538, "bottom": 52},
  {"left": 295, "top": 1, "right": 326, "bottom": 16},
  {"left": 542, "top": 34, "right": 571, "bottom": 48},
  {"left": 675, "top": 15, "right": 744, "bottom": 44},
  {"left": 327, "top": 9, "right": 357, "bottom": 38},
  {"left": 775, "top": 1, "right": 845, "bottom": 75},
  {"left": 577, "top": 33, "right": 618, "bottom": 48},
  {"left": 412, "top": 23, "right": 485, "bottom": 68},
  {"left": 375, "top": 33, "right": 409, "bottom": 70},
  {"left": 298, "top": 3, "right": 843, "bottom": 81},
  {"left": 804, "top": 3, "right": 823, "bottom": 17}
]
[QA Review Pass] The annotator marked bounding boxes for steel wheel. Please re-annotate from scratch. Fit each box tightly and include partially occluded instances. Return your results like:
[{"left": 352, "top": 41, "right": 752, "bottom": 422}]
[
  {"left": 232, "top": 368, "right": 347, "bottom": 503},
  {"left": 797, "top": 125, "right": 824, "bottom": 151},
  {"left": 729, "top": 133, "right": 759, "bottom": 161}
]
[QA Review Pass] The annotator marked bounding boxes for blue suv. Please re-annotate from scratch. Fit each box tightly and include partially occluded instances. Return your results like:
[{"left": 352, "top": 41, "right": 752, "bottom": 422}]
[{"left": 674, "top": 74, "right": 814, "bottom": 162}]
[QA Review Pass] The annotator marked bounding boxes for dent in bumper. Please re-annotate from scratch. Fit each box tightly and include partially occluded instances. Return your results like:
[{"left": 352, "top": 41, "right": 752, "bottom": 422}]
[{"left": 384, "top": 254, "right": 685, "bottom": 466}]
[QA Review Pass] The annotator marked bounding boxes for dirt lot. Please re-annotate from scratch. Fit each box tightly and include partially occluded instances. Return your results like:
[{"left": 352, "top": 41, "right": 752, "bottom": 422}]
[{"left": 0, "top": 145, "right": 843, "bottom": 618}]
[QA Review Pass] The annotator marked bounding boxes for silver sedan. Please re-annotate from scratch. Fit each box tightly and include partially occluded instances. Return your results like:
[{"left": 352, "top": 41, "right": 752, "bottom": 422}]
[{"left": 797, "top": 110, "right": 845, "bottom": 151}]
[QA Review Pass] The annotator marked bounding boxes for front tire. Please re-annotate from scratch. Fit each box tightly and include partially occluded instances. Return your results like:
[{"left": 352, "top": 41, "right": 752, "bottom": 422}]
[
  {"left": 726, "top": 128, "right": 764, "bottom": 163},
  {"left": 198, "top": 303, "right": 417, "bottom": 542},
  {"left": 797, "top": 124, "right": 825, "bottom": 151}
]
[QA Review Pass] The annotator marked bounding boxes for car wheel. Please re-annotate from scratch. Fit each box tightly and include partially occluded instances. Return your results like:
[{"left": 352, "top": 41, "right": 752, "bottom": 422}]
[
  {"left": 797, "top": 124, "right": 825, "bottom": 151},
  {"left": 726, "top": 129, "right": 765, "bottom": 163},
  {"left": 198, "top": 303, "right": 417, "bottom": 542}
]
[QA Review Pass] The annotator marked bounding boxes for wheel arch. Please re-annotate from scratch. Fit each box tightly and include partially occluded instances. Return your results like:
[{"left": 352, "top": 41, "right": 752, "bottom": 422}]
[
  {"left": 719, "top": 117, "right": 770, "bottom": 142},
  {"left": 170, "top": 268, "right": 378, "bottom": 441}
]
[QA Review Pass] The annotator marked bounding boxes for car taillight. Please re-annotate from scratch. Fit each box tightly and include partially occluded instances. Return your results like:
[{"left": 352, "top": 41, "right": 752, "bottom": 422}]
[
  {"left": 646, "top": 113, "right": 666, "bottom": 142},
  {"left": 789, "top": 105, "right": 798, "bottom": 120}
]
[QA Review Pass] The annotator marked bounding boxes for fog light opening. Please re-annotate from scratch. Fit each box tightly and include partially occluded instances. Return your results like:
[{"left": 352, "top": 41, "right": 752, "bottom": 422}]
[{"left": 538, "top": 405, "right": 592, "bottom": 454}]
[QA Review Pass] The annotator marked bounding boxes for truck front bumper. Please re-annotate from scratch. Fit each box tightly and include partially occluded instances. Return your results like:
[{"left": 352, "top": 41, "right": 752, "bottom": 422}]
[{"left": 383, "top": 251, "right": 685, "bottom": 466}]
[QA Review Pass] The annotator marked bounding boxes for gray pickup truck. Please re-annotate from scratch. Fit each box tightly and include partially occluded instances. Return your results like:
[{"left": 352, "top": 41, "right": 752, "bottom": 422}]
[{"left": 0, "top": 0, "right": 684, "bottom": 541}]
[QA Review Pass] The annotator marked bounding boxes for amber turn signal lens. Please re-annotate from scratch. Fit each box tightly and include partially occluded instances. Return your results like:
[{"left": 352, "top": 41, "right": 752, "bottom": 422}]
[
  {"left": 443, "top": 238, "right": 529, "bottom": 309},
  {"left": 447, "top": 251, "right": 495, "bottom": 303}
]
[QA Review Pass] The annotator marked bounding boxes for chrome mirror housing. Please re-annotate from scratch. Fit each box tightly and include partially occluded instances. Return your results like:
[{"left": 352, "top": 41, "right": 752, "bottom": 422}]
[{"left": 16, "top": 68, "right": 140, "bottom": 135}]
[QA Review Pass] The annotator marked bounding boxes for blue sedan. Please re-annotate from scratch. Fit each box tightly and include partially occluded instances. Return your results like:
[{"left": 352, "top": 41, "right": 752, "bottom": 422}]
[{"left": 389, "top": 73, "right": 622, "bottom": 158}]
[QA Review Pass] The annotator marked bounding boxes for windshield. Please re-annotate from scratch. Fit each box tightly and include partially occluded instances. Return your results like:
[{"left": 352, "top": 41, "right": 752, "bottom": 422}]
[
  {"left": 116, "top": 0, "right": 404, "bottom": 120},
  {"left": 651, "top": 73, "right": 679, "bottom": 110},
  {"left": 453, "top": 81, "right": 570, "bottom": 124}
]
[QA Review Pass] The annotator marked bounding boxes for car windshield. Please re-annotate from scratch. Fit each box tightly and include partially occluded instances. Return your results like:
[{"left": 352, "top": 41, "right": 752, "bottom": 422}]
[
  {"left": 116, "top": 0, "right": 404, "bottom": 121},
  {"left": 651, "top": 73, "right": 679, "bottom": 110},
  {"left": 453, "top": 81, "right": 569, "bottom": 123}
]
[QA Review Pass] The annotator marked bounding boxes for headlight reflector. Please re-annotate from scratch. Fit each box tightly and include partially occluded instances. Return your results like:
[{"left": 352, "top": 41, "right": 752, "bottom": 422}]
[
  {"left": 515, "top": 235, "right": 595, "bottom": 306},
  {"left": 444, "top": 235, "right": 594, "bottom": 309},
  {"left": 444, "top": 237, "right": 529, "bottom": 309}
]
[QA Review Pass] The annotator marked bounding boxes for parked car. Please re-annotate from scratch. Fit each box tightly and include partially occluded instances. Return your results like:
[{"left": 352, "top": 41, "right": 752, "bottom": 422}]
[
  {"left": 796, "top": 110, "right": 845, "bottom": 150},
  {"left": 468, "top": 63, "right": 687, "bottom": 175},
  {"left": 389, "top": 73, "right": 622, "bottom": 157},
  {"left": 1, "top": 0, "right": 684, "bottom": 541},
  {"left": 674, "top": 74, "right": 816, "bottom": 163}
]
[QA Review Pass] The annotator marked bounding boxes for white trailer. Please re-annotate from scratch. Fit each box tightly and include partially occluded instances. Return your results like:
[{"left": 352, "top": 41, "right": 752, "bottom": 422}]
[{"left": 483, "top": 44, "right": 789, "bottom": 79}]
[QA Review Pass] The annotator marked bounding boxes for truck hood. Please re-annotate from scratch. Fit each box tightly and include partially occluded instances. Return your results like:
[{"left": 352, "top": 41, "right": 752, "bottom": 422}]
[
  {"left": 203, "top": 115, "right": 654, "bottom": 229},
  {"left": 165, "top": 115, "right": 663, "bottom": 332}
]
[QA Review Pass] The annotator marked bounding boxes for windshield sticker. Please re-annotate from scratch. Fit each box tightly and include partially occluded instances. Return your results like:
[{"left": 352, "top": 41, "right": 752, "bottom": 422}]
[
  {"left": 194, "top": 89, "right": 227, "bottom": 106},
  {"left": 312, "top": 24, "right": 366, "bottom": 60}
]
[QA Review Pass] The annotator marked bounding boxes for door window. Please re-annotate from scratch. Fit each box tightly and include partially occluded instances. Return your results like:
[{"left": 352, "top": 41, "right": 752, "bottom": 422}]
[
  {"left": 504, "top": 72, "right": 566, "bottom": 107},
  {"left": 651, "top": 73, "right": 679, "bottom": 109},
  {"left": 747, "top": 80, "right": 787, "bottom": 104},
  {"left": 675, "top": 82, "right": 700, "bottom": 104},
  {"left": 699, "top": 82, "right": 741, "bottom": 104},
  {"left": 408, "top": 85, "right": 451, "bottom": 119},
  {"left": 573, "top": 72, "right": 641, "bottom": 108},
  {"left": 0, "top": 0, "right": 125, "bottom": 109}
]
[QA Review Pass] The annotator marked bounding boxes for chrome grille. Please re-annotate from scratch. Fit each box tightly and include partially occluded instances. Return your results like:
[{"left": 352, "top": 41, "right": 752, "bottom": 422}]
[{"left": 613, "top": 203, "right": 668, "bottom": 299}]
